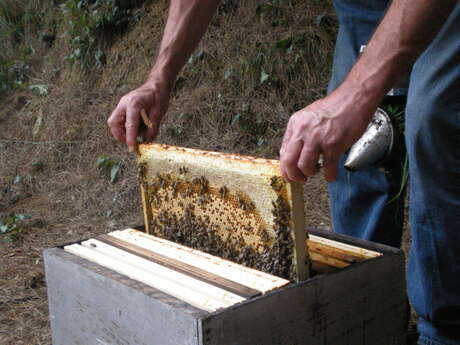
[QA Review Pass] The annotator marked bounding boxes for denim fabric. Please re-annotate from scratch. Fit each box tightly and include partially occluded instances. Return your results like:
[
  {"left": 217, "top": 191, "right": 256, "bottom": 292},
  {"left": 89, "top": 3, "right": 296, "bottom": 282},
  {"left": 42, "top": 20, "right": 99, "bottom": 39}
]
[
  {"left": 328, "top": 0, "right": 404, "bottom": 249},
  {"left": 328, "top": 1, "right": 460, "bottom": 344},
  {"left": 406, "top": 3, "right": 460, "bottom": 344}
]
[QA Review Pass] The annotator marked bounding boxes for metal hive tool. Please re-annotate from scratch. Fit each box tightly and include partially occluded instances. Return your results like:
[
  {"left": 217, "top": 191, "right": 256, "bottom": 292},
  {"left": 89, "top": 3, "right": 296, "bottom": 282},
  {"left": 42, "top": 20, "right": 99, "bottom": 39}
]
[{"left": 137, "top": 144, "right": 310, "bottom": 281}]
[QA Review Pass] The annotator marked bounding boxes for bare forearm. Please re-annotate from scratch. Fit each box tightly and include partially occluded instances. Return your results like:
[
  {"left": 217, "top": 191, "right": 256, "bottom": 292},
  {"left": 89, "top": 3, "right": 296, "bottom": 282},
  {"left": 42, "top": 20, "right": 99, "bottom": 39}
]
[
  {"left": 341, "top": 0, "right": 456, "bottom": 113},
  {"left": 147, "top": 0, "right": 220, "bottom": 88},
  {"left": 280, "top": 0, "right": 457, "bottom": 183}
]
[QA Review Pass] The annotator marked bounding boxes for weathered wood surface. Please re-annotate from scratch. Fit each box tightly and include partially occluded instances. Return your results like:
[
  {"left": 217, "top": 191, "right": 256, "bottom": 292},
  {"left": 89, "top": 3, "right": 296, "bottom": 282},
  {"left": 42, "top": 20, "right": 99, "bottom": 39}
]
[
  {"left": 97, "top": 234, "right": 262, "bottom": 299},
  {"left": 44, "top": 248, "right": 206, "bottom": 345},
  {"left": 307, "top": 227, "right": 399, "bottom": 254},
  {"left": 65, "top": 239, "right": 246, "bottom": 312},
  {"left": 45, "top": 229, "right": 406, "bottom": 345},
  {"left": 108, "top": 229, "right": 289, "bottom": 294},
  {"left": 308, "top": 234, "right": 381, "bottom": 263},
  {"left": 307, "top": 231, "right": 382, "bottom": 269},
  {"left": 137, "top": 143, "right": 309, "bottom": 281},
  {"left": 201, "top": 250, "right": 406, "bottom": 345},
  {"left": 63, "top": 229, "right": 290, "bottom": 312}
]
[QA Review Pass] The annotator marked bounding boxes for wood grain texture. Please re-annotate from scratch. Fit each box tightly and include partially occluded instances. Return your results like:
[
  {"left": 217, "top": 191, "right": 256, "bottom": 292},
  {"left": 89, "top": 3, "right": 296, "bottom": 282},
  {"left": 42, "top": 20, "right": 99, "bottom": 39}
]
[
  {"left": 45, "top": 248, "right": 205, "bottom": 345},
  {"left": 108, "top": 229, "right": 290, "bottom": 294},
  {"left": 46, "top": 229, "right": 406, "bottom": 345},
  {"left": 66, "top": 240, "right": 246, "bottom": 312},
  {"left": 137, "top": 143, "right": 309, "bottom": 281},
  {"left": 307, "top": 233, "right": 382, "bottom": 268},
  {"left": 140, "top": 184, "right": 152, "bottom": 234},
  {"left": 201, "top": 252, "right": 406, "bottom": 345},
  {"left": 97, "top": 234, "right": 262, "bottom": 299},
  {"left": 290, "top": 182, "right": 309, "bottom": 280},
  {"left": 309, "top": 251, "right": 349, "bottom": 268},
  {"left": 307, "top": 227, "right": 398, "bottom": 254}
]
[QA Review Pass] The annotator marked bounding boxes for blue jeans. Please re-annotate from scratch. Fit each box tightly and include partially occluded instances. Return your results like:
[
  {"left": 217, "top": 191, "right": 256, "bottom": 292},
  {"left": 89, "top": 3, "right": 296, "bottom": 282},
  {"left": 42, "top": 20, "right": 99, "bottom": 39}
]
[{"left": 328, "top": 1, "right": 460, "bottom": 344}]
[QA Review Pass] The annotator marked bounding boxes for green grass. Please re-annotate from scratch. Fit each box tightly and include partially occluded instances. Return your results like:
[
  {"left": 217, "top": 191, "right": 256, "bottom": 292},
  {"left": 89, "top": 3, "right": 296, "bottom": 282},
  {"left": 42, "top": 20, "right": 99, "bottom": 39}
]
[{"left": 384, "top": 104, "right": 409, "bottom": 205}]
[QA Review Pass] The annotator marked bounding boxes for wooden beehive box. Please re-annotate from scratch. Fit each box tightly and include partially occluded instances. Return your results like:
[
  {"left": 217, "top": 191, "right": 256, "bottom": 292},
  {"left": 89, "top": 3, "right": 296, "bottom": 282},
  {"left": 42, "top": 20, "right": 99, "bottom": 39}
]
[
  {"left": 44, "top": 145, "right": 407, "bottom": 345},
  {"left": 45, "top": 227, "right": 406, "bottom": 345}
]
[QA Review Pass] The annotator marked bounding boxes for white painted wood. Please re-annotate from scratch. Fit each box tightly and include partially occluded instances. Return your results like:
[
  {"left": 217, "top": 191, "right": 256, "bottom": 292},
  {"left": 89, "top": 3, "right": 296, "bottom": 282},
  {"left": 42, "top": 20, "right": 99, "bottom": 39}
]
[
  {"left": 64, "top": 242, "right": 244, "bottom": 312},
  {"left": 81, "top": 239, "right": 246, "bottom": 305},
  {"left": 109, "top": 229, "right": 289, "bottom": 293},
  {"left": 45, "top": 249, "right": 204, "bottom": 345}
]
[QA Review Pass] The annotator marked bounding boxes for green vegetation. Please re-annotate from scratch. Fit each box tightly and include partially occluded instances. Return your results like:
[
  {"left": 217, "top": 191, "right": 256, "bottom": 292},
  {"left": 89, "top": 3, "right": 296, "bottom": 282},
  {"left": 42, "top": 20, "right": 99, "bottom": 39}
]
[
  {"left": 385, "top": 104, "right": 405, "bottom": 133},
  {"left": 97, "top": 155, "right": 121, "bottom": 183},
  {"left": 384, "top": 104, "right": 409, "bottom": 204},
  {"left": 0, "top": 0, "right": 143, "bottom": 97},
  {"left": 62, "top": 0, "right": 142, "bottom": 68},
  {"left": 0, "top": 213, "right": 31, "bottom": 242},
  {"left": 0, "top": 0, "right": 37, "bottom": 95}
]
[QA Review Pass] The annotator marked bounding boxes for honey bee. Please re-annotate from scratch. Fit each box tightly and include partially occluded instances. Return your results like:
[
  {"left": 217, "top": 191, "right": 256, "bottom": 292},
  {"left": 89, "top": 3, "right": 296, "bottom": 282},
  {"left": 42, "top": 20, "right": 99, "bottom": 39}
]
[
  {"left": 269, "top": 175, "right": 283, "bottom": 192},
  {"left": 219, "top": 186, "right": 228, "bottom": 198}
]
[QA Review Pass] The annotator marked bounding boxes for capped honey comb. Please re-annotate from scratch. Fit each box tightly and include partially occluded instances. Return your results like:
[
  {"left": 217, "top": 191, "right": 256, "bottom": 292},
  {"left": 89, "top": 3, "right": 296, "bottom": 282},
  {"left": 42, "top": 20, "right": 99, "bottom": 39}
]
[{"left": 137, "top": 144, "right": 310, "bottom": 281}]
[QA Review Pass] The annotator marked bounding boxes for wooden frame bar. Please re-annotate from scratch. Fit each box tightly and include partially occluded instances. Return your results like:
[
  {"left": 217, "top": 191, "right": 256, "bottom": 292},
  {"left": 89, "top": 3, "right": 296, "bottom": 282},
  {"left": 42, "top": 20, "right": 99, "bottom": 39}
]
[{"left": 97, "top": 234, "right": 261, "bottom": 299}]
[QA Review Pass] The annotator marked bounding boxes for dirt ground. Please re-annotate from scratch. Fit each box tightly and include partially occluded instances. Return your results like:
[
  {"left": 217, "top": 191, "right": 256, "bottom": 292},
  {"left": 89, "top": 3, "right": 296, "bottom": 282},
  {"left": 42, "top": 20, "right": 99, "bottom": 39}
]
[{"left": 0, "top": 1, "right": 415, "bottom": 344}]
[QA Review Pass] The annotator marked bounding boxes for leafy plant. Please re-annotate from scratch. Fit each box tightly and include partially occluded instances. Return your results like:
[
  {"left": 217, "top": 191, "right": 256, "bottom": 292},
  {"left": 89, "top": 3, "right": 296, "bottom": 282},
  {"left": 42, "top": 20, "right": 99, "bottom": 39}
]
[
  {"left": 31, "top": 160, "right": 45, "bottom": 173},
  {"left": 29, "top": 83, "right": 49, "bottom": 96},
  {"left": 97, "top": 155, "right": 120, "bottom": 183},
  {"left": 385, "top": 104, "right": 405, "bottom": 133},
  {"left": 0, "top": 0, "right": 26, "bottom": 42},
  {"left": 0, "top": 0, "right": 47, "bottom": 97},
  {"left": 62, "top": 0, "right": 142, "bottom": 68},
  {"left": 0, "top": 1, "right": 27, "bottom": 95},
  {"left": 260, "top": 70, "right": 270, "bottom": 84},
  {"left": 0, "top": 213, "right": 31, "bottom": 242},
  {"left": 0, "top": 60, "right": 29, "bottom": 95}
]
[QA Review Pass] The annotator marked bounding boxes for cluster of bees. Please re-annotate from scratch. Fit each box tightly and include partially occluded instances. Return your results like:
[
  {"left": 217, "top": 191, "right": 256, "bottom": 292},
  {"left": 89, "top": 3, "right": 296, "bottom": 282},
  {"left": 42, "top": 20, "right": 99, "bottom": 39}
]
[
  {"left": 152, "top": 205, "right": 262, "bottom": 267},
  {"left": 264, "top": 194, "right": 296, "bottom": 280},
  {"left": 140, "top": 164, "right": 296, "bottom": 280},
  {"left": 240, "top": 175, "right": 295, "bottom": 280}
]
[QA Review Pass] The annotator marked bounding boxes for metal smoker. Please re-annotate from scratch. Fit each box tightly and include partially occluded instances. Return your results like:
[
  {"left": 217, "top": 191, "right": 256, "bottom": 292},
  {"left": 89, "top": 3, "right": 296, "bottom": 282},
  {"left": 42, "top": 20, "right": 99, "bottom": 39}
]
[
  {"left": 344, "top": 108, "right": 394, "bottom": 171},
  {"left": 345, "top": 44, "right": 406, "bottom": 171}
]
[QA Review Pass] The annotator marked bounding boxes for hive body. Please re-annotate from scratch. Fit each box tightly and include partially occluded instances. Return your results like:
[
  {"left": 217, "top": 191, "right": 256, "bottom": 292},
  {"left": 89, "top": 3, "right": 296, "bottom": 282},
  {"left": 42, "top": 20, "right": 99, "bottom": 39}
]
[{"left": 44, "top": 228, "right": 406, "bottom": 345}]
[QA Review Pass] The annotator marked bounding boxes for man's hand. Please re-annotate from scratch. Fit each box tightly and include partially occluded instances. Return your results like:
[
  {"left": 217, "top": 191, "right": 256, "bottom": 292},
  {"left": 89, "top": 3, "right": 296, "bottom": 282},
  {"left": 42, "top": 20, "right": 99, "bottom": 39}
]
[
  {"left": 107, "top": 0, "right": 219, "bottom": 152},
  {"left": 280, "top": 0, "right": 457, "bottom": 184},
  {"left": 107, "top": 80, "right": 170, "bottom": 152},
  {"left": 280, "top": 87, "right": 376, "bottom": 183}
]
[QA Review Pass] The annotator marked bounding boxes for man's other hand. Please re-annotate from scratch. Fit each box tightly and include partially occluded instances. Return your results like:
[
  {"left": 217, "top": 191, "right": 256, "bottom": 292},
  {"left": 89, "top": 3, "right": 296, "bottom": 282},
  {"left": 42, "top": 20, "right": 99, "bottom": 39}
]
[
  {"left": 280, "top": 88, "right": 376, "bottom": 183},
  {"left": 107, "top": 80, "right": 171, "bottom": 152}
]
